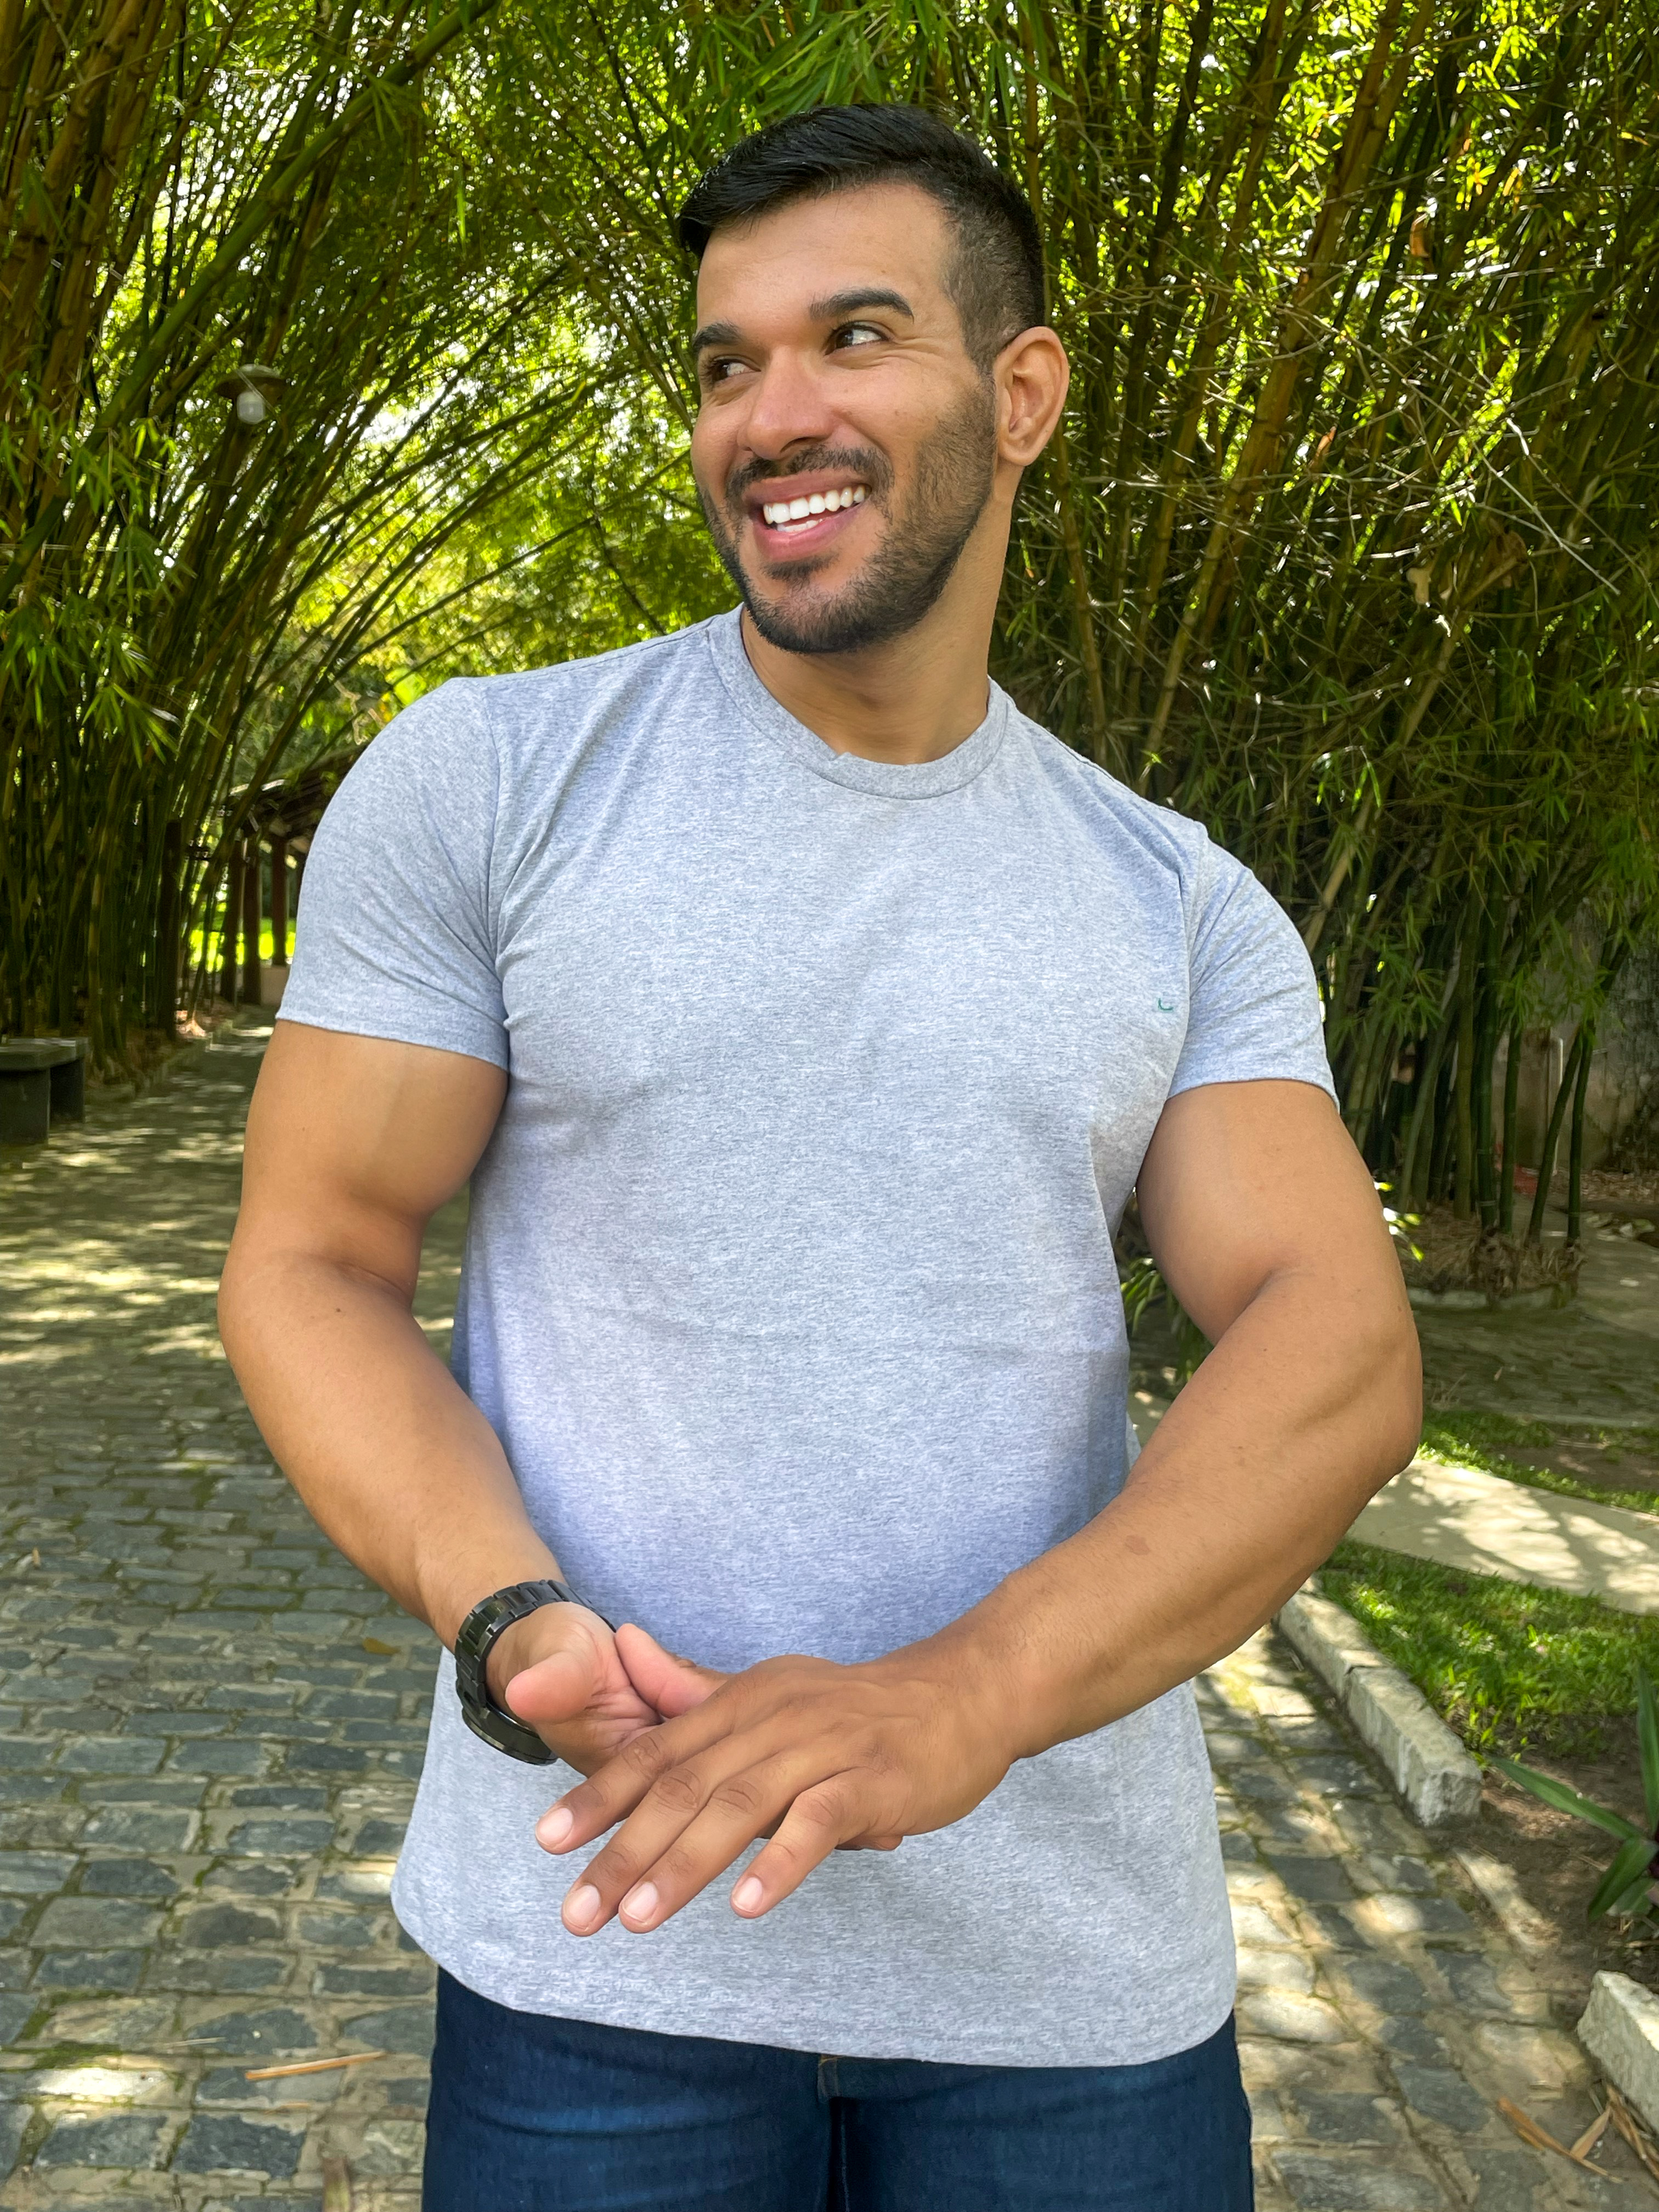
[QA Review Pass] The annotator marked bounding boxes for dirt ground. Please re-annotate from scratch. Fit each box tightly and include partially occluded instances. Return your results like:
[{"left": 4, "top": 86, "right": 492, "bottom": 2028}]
[{"left": 1481, "top": 1742, "right": 1659, "bottom": 2005}]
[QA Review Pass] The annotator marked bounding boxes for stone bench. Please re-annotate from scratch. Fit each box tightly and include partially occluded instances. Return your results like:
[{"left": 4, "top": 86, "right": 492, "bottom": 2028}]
[{"left": 0, "top": 1038, "right": 87, "bottom": 1146}]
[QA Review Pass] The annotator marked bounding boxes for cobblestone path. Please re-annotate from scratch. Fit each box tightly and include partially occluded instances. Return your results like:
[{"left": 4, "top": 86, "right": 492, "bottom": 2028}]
[{"left": 1, "top": 1025, "right": 1656, "bottom": 2208}]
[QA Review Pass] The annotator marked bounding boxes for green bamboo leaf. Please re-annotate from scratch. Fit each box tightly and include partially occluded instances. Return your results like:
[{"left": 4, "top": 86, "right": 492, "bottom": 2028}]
[
  {"left": 1637, "top": 1668, "right": 1659, "bottom": 1835},
  {"left": 1589, "top": 1834, "right": 1658, "bottom": 1923},
  {"left": 1487, "top": 1757, "right": 1645, "bottom": 1844}
]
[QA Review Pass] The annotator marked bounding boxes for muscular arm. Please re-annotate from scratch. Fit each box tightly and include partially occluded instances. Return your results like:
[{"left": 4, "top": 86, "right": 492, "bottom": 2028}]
[
  {"left": 544, "top": 1079, "right": 1421, "bottom": 1937},
  {"left": 218, "top": 1022, "right": 659, "bottom": 1762}
]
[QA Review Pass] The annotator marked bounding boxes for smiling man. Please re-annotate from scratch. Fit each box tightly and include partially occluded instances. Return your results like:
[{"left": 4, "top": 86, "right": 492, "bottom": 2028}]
[{"left": 219, "top": 105, "right": 1420, "bottom": 2212}]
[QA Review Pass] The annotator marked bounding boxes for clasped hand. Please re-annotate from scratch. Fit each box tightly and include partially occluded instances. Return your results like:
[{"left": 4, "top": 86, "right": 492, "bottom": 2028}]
[{"left": 487, "top": 1609, "right": 1018, "bottom": 1936}]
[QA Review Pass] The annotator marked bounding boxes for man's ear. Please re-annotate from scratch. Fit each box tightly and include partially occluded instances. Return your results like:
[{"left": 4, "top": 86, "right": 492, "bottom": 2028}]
[{"left": 996, "top": 328, "right": 1070, "bottom": 468}]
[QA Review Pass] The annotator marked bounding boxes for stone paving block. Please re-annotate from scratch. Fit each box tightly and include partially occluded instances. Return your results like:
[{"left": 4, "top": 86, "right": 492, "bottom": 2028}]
[
  {"left": 80, "top": 1810, "right": 197, "bottom": 1850},
  {"left": 0, "top": 2106, "right": 25, "bottom": 2180},
  {"left": 1376, "top": 2016, "right": 1448, "bottom": 2063},
  {"left": 34, "top": 2110, "right": 169, "bottom": 2165},
  {"left": 1351, "top": 1893, "right": 1480, "bottom": 1942},
  {"left": 313, "top": 1965, "right": 432, "bottom": 2000},
  {"left": 34, "top": 1949, "right": 147, "bottom": 1992},
  {"left": 1293, "top": 2090, "right": 1401, "bottom": 2143},
  {"left": 342, "top": 2004, "right": 436, "bottom": 2057},
  {"left": 34, "top": 1899, "right": 163, "bottom": 1948},
  {"left": 172, "top": 2110, "right": 307, "bottom": 2176},
  {"left": 1272, "top": 2152, "right": 1448, "bottom": 2209},
  {"left": 1267, "top": 1853, "right": 1361, "bottom": 1904},
  {"left": 1238, "top": 1991, "right": 1350, "bottom": 2044},
  {"left": 53, "top": 1738, "right": 165, "bottom": 1776},
  {"left": 176, "top": 1905, "right": 282, "bottom": 1949},
  {"left": 79, "top": 1857, "right": 180, "bottom": 1898},
  {"left": 185, "top": 2006, "right": 319, "bottom": 2058},
  {"left": 1333, "top": 1958, "right": 1434, "bottom": 2015},
  {"left": 1237, "top": 1947, "right": 1317, "bottom": 1994},
  {"left": 196, "top": 2064, "right": 345, "bottom": 2109},
  {"left": 1391, "top": 2062, "right": 1489, "bottom": 2134},
  {"left": 0, "top": 1854, "right": 76, "bottom": 1895},
  {"left": 149, "top": 1953, "right": 290, "bottom": 1993},
  {"left": 0, "top": 1998, "right": 35, "bottom": 2047},
  {"left": 226, "top": 1818, "right": 335, "bottom": 1857},
  {"left": 43, "top": 1996, "right": 176, "bottom": 2046}
]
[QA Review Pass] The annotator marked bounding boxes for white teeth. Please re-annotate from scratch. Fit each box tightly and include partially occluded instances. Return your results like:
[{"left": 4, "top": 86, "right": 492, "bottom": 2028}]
[{"left": 759, "top": 486, "right": 868, "bottom": 527}]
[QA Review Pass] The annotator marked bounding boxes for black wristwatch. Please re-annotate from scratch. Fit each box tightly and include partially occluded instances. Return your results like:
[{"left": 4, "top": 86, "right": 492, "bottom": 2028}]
[{"left": 453, "top": 1579, "right": 616, "bottom": 1764}]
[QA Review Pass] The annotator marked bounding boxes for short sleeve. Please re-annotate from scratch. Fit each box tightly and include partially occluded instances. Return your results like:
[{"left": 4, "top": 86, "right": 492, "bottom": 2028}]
[
  {"left": 1170, "top": 842, "right": 1337, "bottom": 1105},
  {"left": 279, "top": 681, "right": 508, "bottom": 1068}
]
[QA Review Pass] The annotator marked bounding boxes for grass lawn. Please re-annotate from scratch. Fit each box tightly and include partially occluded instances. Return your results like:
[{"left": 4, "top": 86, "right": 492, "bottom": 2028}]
[
  {"left": 1419, "top": 1409, "right": 1659, "bottom": 1516},
  {"left": 1322, "top": 1536, "right": 1659, "bottom": 1758}
]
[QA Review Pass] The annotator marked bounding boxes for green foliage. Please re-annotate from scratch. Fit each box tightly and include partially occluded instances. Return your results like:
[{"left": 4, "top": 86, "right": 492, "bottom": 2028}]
[
  {"left": 531, "top": 0, "right": 1659, "bottom": 1211},
  {"left": 1323, "top": 1537, "right": 1659, "bottom": 1757},
  {"left": 1492, "top": 1669, "right": 1659, "bottom": 1925},
  {"left": 7, "top": 0, "right": 1658, "bottom": 1085}
]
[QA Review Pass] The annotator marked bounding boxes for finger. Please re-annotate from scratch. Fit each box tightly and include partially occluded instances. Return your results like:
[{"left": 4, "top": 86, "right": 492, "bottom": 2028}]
[
  {"left": 567, "top": 1750, "right": 806, "bottom": 1936},
  {"left": 502, "top": 1643, "right": 599, "bottom": 1729},
  {"left": 538, "top": 1686, "right": 759, "bottom": 1853},
  {"left": 730, "top": 1777, "right": 862, "bottom": 1918},
  {"left": 614, "top": 1623, "right": 725, "bottom": 1717}
]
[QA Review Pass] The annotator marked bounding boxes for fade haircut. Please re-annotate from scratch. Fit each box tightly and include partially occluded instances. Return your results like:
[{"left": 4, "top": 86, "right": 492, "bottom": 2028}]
[{"left": 678, "top": 105, "right": 1046, "bottom": 373}]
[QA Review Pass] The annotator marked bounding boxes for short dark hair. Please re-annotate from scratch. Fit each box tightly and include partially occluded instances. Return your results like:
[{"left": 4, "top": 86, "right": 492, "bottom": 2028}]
[{"left": 678, "top": 105, "right": 1046, "bottom": 369}]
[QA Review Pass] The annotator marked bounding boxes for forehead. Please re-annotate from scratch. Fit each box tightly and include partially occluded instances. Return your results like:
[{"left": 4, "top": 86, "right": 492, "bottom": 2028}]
[{"left": 694, "top": 179, "right": 957, "bottom": 324}]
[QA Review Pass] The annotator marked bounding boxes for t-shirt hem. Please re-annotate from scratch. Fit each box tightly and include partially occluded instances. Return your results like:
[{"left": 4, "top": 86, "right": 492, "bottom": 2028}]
[
  {"left": 1167, "top": 1060, "right": 1338, "bottom": 1106},
  {"left": 391, "top": 1871, "right": 1237, "bottom": 2071},
  {"left": 275, "top": 1002, "right": 509, "bottom": 1071}
]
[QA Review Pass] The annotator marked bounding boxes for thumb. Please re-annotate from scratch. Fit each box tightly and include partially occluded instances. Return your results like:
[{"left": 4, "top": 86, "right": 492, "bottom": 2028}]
[
  {"left": 614, "top": 1622, "right": 725, "bottom": 1717},
  {"left": 501, "top": 1639, "right": 601, "bottom": 1727}
]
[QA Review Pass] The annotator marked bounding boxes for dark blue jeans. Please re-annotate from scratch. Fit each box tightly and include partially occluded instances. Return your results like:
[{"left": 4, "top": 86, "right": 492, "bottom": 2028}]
[{"left": 423, "top": 1970, "right": 1254, "bottom": 2210}]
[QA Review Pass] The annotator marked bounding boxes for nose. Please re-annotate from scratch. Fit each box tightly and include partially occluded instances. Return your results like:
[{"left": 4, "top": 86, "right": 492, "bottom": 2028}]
[{"left": 738, "top": 348, "right": 839, "bottom": 464}]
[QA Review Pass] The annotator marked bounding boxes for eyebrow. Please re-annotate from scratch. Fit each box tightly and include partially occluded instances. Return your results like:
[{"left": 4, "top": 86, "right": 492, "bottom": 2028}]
[{"left": 690, "top": 289, "right": 916, "bottom": 360}]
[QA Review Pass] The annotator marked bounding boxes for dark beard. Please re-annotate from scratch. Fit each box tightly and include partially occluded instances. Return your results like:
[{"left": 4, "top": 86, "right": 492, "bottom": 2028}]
[{"left": 698, "top": 388, "right": 996, "bottom": 656}]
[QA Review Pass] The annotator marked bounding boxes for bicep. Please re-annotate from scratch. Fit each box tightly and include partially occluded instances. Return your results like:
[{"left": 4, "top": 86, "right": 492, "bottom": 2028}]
[
  {"left": 235, "top": 1022, "right": 507, "bottom": 1294},
  {"left": 1134, "top": 1079, "right": 1403, "bottom": 1346}
]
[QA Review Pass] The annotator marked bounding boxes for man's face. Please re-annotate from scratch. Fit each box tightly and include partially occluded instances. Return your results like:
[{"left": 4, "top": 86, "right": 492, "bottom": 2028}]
[{"left": 689, "top": 183, "right": 1000, "bottom": 657}]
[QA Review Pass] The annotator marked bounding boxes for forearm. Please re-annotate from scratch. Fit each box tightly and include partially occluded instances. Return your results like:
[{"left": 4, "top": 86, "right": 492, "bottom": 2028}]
[
  {"left": 939, "top": 1266, "right": 1420, "bottom": 1759},
  {"left": 218, "top": 1246, "right": 557, "bottom": 1647}
]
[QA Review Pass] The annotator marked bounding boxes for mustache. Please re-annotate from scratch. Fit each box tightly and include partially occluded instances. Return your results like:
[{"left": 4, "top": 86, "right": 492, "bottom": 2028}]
[{"left": 724, "top": 446, "right": 893, "bottom": 506}]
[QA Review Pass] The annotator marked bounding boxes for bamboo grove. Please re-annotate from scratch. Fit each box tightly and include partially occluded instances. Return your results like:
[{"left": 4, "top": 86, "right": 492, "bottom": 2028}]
[{"left": 4, "top": 0, "right": 1658, "bottom": 1220}]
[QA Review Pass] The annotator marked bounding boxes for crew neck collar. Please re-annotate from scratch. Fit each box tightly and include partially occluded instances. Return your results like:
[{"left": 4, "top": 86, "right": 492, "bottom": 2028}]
[{"left": 704, "top": 610, "right": 1008, "bottom": 800}]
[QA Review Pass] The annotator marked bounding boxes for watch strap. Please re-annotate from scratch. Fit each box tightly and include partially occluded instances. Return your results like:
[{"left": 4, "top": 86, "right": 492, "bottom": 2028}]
[{"left": 453, "top": 1578, "right": 614, "bottom": 1765}]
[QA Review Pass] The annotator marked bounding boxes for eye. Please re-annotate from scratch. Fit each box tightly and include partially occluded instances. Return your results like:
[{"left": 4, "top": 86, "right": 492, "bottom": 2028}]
[
  {"left": 831, "top": 321, "right": 887, "bottom": 352},
  {"left": 702, "top": 355, "right": 750, "bottom": 386}
]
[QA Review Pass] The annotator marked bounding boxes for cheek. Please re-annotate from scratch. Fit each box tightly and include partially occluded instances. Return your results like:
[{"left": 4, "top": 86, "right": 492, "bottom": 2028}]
[{"left": 690, "top": 417, "right": 736, "bottom": 505}]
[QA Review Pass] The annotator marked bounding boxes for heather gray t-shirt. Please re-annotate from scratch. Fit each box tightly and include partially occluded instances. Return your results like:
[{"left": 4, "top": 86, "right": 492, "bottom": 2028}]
[{"left": 281, "top": 609, "right": 1335, "bottom": 2068}]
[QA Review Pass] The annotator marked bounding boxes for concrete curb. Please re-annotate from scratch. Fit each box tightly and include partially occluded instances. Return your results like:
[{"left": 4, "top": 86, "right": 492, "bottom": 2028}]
[
  {"left": 1275, "top": 1585, "right": 1482, "bottom": 1827},
  {"left": 1579, "top": 1972, "right": 1659, "bottom": 2131}
]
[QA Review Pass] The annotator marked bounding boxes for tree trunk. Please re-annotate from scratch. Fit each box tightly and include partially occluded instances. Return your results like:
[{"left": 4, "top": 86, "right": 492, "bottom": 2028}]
[
  {"left": 151, "top": 818, "right": 182, "bottom": 1031},
  {"left": 240, "top": 839, "right": 262, "bottom": 1006},
  {"left": 1567, "top": 1025, "right": 1595, "bottom": 1245},
  {"left": 269, "top": 837, "right": 289, "bottom": 966},
  {"left": 1499, "top": 1020, "right": 1521, "bottom": 1235},
  {"left": 221, "top": 846, "right": 244, "bottom": 1006},
  {"left": 1453, "top": 950, "right": 1477, "bottom": 1217},
  {"left": 1526, "top": 1028, "right": 1584, "bottom": 1244}
]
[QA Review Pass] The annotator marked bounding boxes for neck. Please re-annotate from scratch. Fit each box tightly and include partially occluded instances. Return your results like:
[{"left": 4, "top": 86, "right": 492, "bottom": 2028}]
[{"left": 738, "top": 569, "right": 997, "bottom": 766}]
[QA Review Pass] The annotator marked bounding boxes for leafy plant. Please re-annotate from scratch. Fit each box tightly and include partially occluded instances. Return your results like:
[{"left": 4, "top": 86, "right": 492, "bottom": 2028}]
[{"left": 1492, "top": 1670, "right": 1659, "bottom": 1925}]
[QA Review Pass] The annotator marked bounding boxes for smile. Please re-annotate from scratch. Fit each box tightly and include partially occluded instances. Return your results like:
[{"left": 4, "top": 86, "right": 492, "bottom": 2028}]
[{"left": 758, "top": 483, "right": 868, "bottom": 534}]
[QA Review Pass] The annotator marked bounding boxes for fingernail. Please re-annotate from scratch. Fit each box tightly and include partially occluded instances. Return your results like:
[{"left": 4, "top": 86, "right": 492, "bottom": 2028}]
[
  {"left": 538, "top": 1807, "right": 574, "bottom": 1849},
  {"left": 732, "top": 1875, "right": 764, "bottom": 1914},
  {"left": 621, "top": 1881, "right": 659, "bottom": 1925},
  {"left": 563, "top": 1884, "right": 601, "bottom": 1931}
]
